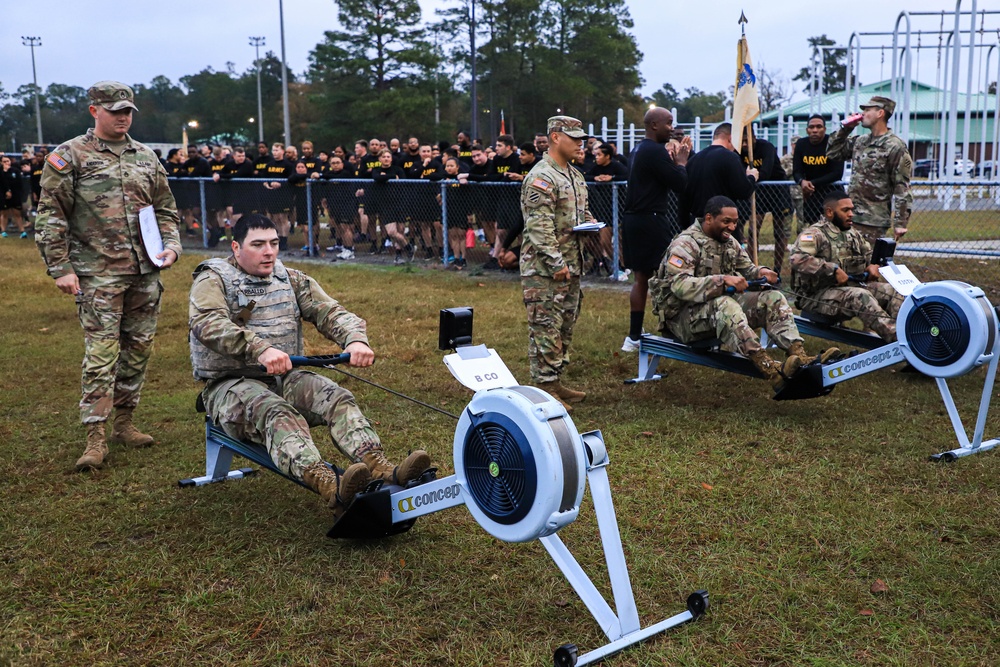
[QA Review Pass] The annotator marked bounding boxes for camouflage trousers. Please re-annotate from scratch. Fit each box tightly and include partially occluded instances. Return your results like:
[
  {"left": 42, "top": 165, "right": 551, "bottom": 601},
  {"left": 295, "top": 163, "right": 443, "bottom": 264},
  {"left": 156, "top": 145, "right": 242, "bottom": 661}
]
[
  {"left": 523, "top": 275, "right": 582, "bottom": 384},
  {"left": 76, "top": 273, "right": 162, "bottom": 424},
  {"left": 798, "top": 283, "right": 903, "bottom": 341},
  {"left": 664, "top": 291, "right": 802, "bottom": 356},
  {"left": 790, "top": 187, "right": 805, "bottom": 235},
  {"left": 202, "top": 369, "right": 381, "bottom": 481}
]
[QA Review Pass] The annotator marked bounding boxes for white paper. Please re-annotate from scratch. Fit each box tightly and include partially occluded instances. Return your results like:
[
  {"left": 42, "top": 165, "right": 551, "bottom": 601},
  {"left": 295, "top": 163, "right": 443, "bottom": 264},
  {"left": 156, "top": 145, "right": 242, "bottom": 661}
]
[
  {"left": 878, "top": 263, "right": 921, "bottom": 296},
  {"left": 138, "top": 205, "right": 165, "bottom": 267},
  {"left": 572, "top": 222, "right": 606, "bottom": 232},
  {"left": 444, "top": 347, "right": 519, "bottom": 392}
]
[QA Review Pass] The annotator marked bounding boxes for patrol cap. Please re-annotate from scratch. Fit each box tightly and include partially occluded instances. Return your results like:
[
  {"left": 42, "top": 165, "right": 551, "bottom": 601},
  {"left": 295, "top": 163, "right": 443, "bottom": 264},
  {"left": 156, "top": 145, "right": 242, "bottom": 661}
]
[
  {"left": 546, "top": 115, "right": 588, "bottom": 139},
  {"left": 859, "top": 95, "right": 895, "bottom": 117},
  {"left": 87, "top": 81, "right": 138, "bottom": 112}
]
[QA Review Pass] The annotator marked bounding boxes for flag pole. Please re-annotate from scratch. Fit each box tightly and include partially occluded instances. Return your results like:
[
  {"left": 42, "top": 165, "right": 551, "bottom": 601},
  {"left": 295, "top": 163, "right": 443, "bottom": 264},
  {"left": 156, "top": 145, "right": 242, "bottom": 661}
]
[
  {"left": 737, "top": 10, "right": 758, "bottom": 263},
  {"left": 747, "top": 126, "right": 758, "bottom": 264}
]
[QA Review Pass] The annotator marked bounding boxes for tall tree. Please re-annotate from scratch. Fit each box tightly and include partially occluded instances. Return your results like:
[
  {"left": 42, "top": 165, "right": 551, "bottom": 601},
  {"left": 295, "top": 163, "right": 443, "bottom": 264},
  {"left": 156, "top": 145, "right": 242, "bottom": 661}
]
[
  {"left": 794, "top": 35, "right": 848, "bottom": 94},
  {"left": 433, "top": 0, "right": 644, "bottom": 143},
  {"left": 650, "top": 84, "right": 727, "bottom": 123},
  {"left": 307, "top": 0, "right": 439, "bottom": 144}
]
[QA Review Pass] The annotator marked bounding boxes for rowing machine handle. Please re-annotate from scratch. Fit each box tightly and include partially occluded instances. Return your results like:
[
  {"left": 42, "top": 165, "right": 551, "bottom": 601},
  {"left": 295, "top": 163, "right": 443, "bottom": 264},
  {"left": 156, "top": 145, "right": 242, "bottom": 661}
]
[
  {"left": 847, "top": 273, "right": 870, "bottom": 287},
  {"left": 289, "top": 353, "right": 353, "bottom": 367},
  {"left": 725, "top": 276, "right": 781, "bottom": 295}
]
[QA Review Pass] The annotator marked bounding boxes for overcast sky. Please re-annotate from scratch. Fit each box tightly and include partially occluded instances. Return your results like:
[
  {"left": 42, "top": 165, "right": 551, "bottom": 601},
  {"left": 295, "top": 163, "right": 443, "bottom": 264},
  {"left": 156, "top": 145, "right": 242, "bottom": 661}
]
[{"left": 2, "top": 0, "right": 996, "bottom": 115}]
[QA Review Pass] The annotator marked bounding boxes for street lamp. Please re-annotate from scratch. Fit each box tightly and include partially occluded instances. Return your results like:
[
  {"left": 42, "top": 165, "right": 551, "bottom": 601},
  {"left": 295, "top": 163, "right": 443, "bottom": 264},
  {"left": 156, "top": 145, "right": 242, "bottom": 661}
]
[
  {"left": 249, "top": 36, "right": 265, "bottom": 144},
  {"left": 21, "top": 36, "right": 43, "bottom": 145},
  {"left": 182, "top": 120, "right": 198, "bottom": 153},
  {"left": 278, "top": 0, "right": 291, "bottom": 146},
  {"left": 469, "top": 0, "right": 478, "bottom": 142}
]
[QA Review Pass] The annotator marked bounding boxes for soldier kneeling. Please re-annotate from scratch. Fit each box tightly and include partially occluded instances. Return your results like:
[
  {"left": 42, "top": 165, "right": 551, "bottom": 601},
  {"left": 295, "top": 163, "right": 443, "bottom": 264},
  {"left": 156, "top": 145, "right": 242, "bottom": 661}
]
[
  {"left": 189, "top": 214, "right": 432, "bottom": 517},
  {"left": 790, "top": 190, "right": 902, "bottom": 342},
  {"left": 650, "top": 196, "right": 839, "bottom": 392}
]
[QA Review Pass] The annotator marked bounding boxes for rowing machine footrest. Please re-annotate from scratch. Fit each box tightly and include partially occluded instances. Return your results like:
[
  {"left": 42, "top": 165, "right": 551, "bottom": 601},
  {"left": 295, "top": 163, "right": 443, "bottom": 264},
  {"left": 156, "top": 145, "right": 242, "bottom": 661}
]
[
  {"left": 326, "top": 469, "right": 437, "bottom": 540},
  {"left": 773, "top": 363, "right": 835, "bottom": 401}
]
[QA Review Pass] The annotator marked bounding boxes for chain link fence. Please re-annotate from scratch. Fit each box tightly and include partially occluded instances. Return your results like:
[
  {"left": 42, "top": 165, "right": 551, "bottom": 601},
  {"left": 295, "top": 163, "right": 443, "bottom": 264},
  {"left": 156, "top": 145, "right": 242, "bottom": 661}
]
[{"left": 166, "top": 177, "right": 999, "bottom": 292}]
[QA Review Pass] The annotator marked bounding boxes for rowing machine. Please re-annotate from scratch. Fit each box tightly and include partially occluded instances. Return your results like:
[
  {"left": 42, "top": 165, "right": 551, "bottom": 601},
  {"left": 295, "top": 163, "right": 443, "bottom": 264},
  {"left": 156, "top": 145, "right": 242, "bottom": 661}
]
[
  {"left": 781, "top": 256, "right": 1000, "bottom": 460},
  {"left": 628, "top": 278, "right": 833, "bottom": 400},
  {"left": 182, "top": 309, "right": 708, "bottom": 665}
]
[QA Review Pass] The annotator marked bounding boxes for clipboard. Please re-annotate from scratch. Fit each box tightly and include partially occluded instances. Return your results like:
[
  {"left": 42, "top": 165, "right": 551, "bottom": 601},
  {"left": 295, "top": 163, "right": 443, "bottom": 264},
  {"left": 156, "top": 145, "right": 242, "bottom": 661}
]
[{"left": 138, "top": 205, "right": 166, "bottom": 267}]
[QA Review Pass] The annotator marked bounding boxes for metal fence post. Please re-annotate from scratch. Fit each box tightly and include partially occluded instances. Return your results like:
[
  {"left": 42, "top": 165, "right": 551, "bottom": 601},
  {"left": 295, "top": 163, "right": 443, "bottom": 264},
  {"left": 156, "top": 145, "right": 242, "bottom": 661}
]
[
  {"left": 440, "top": 182, "right": 449, "bottom": 267},
  {"left": 306, "top": 180, "right": 315, "bottom": 257},
  {"left": 611, "top": 182, "right": 621, "bottom": 281},
  {"left": 199, "top": 179, "right": 208, "bottom": 248}
]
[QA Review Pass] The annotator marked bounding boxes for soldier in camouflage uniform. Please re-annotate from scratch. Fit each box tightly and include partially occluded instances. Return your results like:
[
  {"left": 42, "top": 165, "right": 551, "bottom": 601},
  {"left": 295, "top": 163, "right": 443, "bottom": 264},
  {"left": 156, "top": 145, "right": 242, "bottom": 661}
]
[
  {"left": 790, "top": 191, "right": 902, "bottom": 341},
  {"left": 520, "top": 116, "right": 596, "bottom": 411},
  {"left": 827, "top": 96, "right": 913, "bottom": 244},
  {"left": 189, "top": 214, "right": 431, "bottom": 516},
  {"left": 780, "top": 138, "right": 805, "bottom": 234},
  {"left": 649, "top": 195, "right": 839, "bottom": 391},
  {"left": 35, "top": 81, "right": 183, "bottom": 471}
]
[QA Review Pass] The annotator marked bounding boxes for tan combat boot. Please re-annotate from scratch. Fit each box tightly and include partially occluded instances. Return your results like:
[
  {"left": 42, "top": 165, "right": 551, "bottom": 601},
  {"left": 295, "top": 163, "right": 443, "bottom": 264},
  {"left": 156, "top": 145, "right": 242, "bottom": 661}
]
[
  {"left": 302, "top": 461, "right": 372, "bottom": 518},
  {"left": 545, "top": 380, "right": 587, "bottom": 403},
  {"left": 537, "top": 382, "right": 574, "bottom": 412},
  {"left": 362, "top": 449, "right": 432, "bottom": 486},
  {"left": 749, "top": 350, "right": 803, "bottom": 392},
  {"left": 786, "top": 341, "right": 841, "bottom": 366},
  {"left": 110, "top": 409, "right": 155, "bottom": 448},
  {"left": 76, "top": 423, "right": 109, "bottom": 471}
]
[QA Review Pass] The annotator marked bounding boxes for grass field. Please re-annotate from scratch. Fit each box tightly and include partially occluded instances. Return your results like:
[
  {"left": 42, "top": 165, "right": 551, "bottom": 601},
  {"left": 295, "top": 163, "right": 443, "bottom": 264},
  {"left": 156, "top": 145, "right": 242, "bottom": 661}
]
[{"left": 2, "top": 240, "right": 999, "bottom": 666}]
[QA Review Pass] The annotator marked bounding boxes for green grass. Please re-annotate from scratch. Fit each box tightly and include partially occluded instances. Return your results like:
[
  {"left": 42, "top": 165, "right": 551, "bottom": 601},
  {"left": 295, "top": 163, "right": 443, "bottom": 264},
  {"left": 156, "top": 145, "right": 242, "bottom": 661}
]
[
  {"left": 754, "top": 208, "right": 1000, "bottom": 245},
  {"left": 2, "top": 241, "right": 999, "bottom": 666}
]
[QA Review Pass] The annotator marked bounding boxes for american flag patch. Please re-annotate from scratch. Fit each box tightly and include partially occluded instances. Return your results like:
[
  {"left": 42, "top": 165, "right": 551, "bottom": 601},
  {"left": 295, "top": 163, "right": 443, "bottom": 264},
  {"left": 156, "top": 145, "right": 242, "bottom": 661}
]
[
  {"left": 530, "top": 178, "right": 551, "bottom": 190},
  {"left": 800, "top": 233, "right": 814, "bottom": 242},
  {"left": 47, "top": 152, "right": 69, "bottom": 171},
  {"left": 668, "top": 255, "right": 684, "bottom": 268}
]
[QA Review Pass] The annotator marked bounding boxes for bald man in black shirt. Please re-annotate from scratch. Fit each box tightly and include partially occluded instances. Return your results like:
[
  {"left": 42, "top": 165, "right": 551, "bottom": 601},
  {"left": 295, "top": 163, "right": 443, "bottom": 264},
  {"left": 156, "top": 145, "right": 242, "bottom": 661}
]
[{"left": 620, "top": 107, "right": 690, "bottom": 351}]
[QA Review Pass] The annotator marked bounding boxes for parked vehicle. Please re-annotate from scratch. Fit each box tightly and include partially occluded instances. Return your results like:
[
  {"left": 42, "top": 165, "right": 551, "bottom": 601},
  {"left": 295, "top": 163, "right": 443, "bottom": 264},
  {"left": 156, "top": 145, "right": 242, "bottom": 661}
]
[
  {"left": 953, "top": 158, "right": 976, "bottom": 176},
  {"left": 913, "top": 159, "right": 936, "bottom": 178},
  {"left": 974, "top": 160, "right": 997, "bottom": 179}
]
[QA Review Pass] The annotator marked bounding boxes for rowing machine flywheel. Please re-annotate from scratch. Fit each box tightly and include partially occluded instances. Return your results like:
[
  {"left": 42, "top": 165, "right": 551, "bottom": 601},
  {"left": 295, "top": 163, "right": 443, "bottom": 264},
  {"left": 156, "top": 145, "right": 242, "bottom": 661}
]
[
  {"left": 453, "top": 386, "right": 586, "bottom": 543},
  {"left": 897, "top": 281, "right": 998, "bottom": 378}
]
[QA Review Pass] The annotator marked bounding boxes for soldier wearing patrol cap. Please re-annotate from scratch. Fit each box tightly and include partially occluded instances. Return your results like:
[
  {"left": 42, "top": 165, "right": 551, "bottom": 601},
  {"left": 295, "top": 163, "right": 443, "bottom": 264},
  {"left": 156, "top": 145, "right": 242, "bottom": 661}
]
[
  {"left": 36, "top": 80, "right": 182, "bottom": 471},
  {"left": 827, "top": 95, "right": 913, "bottom": 244},
  {"left": 519, "top": 115, "right": 597, "bottom": 410}
]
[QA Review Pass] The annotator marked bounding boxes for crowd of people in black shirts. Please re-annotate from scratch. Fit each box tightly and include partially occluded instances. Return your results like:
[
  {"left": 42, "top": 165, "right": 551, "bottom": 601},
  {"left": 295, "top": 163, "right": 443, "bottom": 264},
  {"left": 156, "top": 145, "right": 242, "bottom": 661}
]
[
  {"left": 163, "top": 130, "right": 630, "bottom": 269},
  {"left": 5, "top": 115, "right": 840, "bottom": 278},
  {"left": 0, "top": 149, "right": 45, "bottom": 239}
]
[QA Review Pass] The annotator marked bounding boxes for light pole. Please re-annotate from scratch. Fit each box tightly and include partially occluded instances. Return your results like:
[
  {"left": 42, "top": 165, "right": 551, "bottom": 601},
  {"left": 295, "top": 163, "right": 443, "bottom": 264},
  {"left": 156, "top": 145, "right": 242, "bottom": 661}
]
[
  {"left": 469, "top": 0, "right": 478, "bottom": 142},
  {"left": 21, "top": 36, "right": 43, "bottom": 145},
  {"left": 249, "top": 36, "right": 265, "bottom": 144},
  {"left": 278, "top": 0, "right": 291, "bottom": 146}
]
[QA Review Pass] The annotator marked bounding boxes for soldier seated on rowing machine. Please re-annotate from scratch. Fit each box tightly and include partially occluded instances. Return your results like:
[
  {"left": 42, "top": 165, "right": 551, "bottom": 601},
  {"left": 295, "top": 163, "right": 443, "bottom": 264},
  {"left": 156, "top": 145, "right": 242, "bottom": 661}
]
[
  {"left": 790, "top": 190, "right": 903, "bottom": 342},
  {"left": 649, "top": 195, "right": 840, "bottom": 392},
  {"left": 188, "top": 214, "right": 432, "bottom": 517}
]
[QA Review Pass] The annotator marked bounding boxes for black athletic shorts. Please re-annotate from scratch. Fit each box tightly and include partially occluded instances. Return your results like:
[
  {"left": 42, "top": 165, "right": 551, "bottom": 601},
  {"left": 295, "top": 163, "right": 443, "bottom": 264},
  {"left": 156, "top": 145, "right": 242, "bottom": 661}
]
[{"left": 621, "top": 211, "right": 680, "bottom": 273}]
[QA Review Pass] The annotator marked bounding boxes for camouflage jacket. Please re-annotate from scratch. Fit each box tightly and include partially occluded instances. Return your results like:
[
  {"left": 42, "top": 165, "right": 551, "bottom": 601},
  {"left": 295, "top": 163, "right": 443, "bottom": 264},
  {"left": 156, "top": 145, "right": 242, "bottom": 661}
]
[
  {"left": 35, "top": 128, "right": 182, "bottom": 278},
  {"left": 827, "top": 127, "right": 912, "bottom": 230},
  {"left": 789, "top": 219, "right": 871, "bottom": 298},
  {"left": 189, "top": 256, "right": 369, "bottom": 380},
  {"left": 519, "top": 153, "right": 594, "bottom": 277},
  {"left": 650, "top": 222, "right": 765, "bottom": 321}
]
